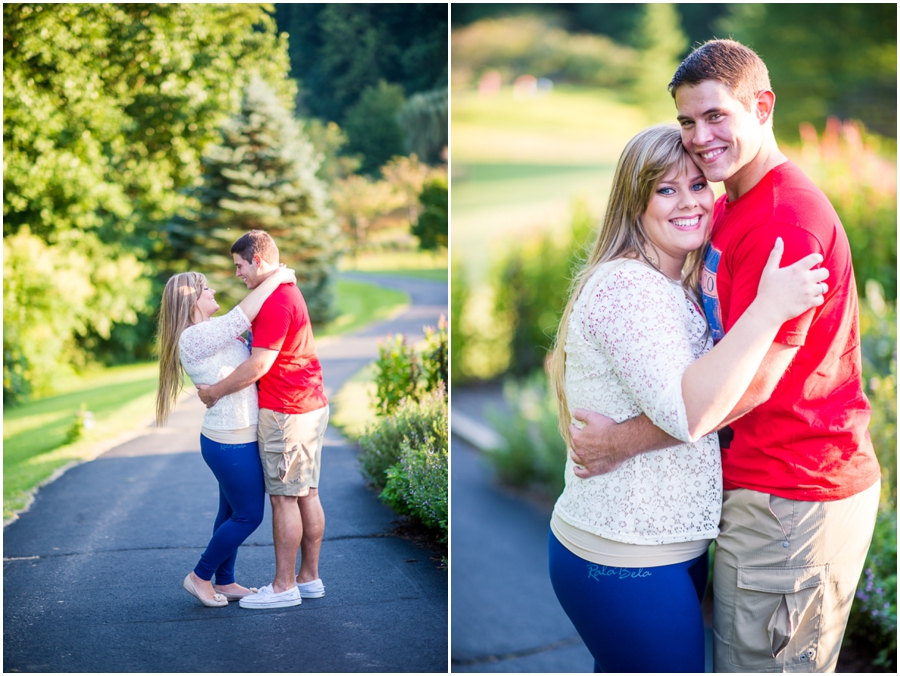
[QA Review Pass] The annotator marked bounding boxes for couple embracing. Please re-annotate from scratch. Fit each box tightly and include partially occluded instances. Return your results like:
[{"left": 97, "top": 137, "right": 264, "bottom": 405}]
[
  {"left": 548, "top": 40, "right": 881, "bottom": 672},
  {"left": 156, "top": 230, "right": 329, "bottom": 610}
]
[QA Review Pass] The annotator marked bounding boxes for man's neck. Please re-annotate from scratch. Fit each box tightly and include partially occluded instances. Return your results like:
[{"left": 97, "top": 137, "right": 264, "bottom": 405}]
[
  {"left": 256, "top": 263, "right": 279, "bottom": 283},
  {"left": 724, "top": 135, "right": 788, "bottom": 201}
]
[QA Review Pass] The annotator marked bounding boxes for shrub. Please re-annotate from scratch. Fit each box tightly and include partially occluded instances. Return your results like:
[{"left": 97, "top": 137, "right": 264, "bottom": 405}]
[
  {"left": 421, "top": 316, "right": 448, "bottom": 392},
  {"left": 380, "top": 424, "right": 448, "bottom": 542},
  {"left": 373, "top": 335, "right": 422, "bottom": 417},
  {"left": 372, "top": 321, "right": 448, "bottom": 417},
  {"left": 358, "top": 387, "right": 446, "bottom": 492},
  {"left": 485, "top": 372, "right": 567, "bottom": 499},
  {"left": 848, "top": 509, "right": 897, "bottom": 670},
  {"left": 361, "top": 388, "right": 448, "bottom": 543},
  {"left": 491, "top": 200, "right": 595, "bottom": 378}
]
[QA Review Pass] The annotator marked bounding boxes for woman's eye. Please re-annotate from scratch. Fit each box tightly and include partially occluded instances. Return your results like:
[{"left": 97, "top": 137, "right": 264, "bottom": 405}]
[
  {"left": 692, "top": 182, "right": 708, "bottom": 191},
  {"left": 658, "top": 187, "right": 675, "bottom": 196}
]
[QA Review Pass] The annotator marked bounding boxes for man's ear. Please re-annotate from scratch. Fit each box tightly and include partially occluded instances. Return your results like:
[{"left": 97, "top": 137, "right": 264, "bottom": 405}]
[
  {"left": 756, "top": 89, "right": 775, "bottom": 125},
  {"left": 253, "top": 253, "right": 262, "bottom": 267}
]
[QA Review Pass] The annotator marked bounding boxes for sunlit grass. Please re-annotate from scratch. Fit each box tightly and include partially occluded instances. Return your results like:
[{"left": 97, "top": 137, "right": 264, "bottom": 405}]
[
  {"left": 329, "top": 362, "right": 379, "bottom": 441},
  {"left": 318, "top": 278, "right": 409, "bottom": 338},
  {"left": 3, "top": 362, "right": 161, "bottom": 521},
  {"left": 451, "top": 85, "right": 658, "bottom": 165}
]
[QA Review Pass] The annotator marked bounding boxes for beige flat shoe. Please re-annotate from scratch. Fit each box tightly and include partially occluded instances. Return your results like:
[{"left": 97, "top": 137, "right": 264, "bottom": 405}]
[
  {"left": 183, "top": 574, "right": 228, "bottom": 608},
  {"left": 215, "top": 586, "right": 259, "bottom": 602}
]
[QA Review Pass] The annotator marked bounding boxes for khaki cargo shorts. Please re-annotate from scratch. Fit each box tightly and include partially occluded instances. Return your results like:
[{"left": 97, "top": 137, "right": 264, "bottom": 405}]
[
  {"left": 257, "top": 405, "right": 329, "bottom": 497},
  {"left": 712, "top": 480, "right": 880, "bottom": 673}
]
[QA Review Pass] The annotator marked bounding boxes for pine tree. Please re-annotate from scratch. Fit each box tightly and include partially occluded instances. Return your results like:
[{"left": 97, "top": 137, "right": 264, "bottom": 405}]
[{"left": 168, "top": 76, "right": 341, "bottom": 323}]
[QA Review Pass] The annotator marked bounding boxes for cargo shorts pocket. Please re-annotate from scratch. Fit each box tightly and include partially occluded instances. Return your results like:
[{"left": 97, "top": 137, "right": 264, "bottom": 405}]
[
  {"left": 731, "top": 565, "right": 827, "bottom": 669},
  {"left": 274, "top": 443, "right": 301, "bottom": 483}
]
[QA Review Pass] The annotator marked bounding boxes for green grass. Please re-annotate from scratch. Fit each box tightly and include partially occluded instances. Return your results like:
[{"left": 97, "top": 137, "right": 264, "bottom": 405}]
[
  {"left": 450, "top": 85, "right": 655, "bottom": 285},
  {"left": 451, "top": 85, "right": 659, "bottom": 165},
  {"left": 3, "top": 362, "right": 161, "bottom": 521},
  {"left": 329, "top": 362, "right": 379, "bottom": 441},
  {"left": 3, "top": 275, "right": 413, "bottom": 522},
  {"left": 317, "top": 278, "right": 409, "bottom": 338}
]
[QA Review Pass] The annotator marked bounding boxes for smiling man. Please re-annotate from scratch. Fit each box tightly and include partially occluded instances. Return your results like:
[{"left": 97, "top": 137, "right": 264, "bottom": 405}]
[{"left": 568, "top": 40, "right": 880, "bottom": 672}]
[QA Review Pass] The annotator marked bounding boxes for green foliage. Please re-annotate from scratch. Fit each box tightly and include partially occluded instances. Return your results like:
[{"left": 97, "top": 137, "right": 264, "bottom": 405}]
[
  {"left": 413, "top": 176, "right": 448, "bottom": 251},
  {"left": 492, "top": 200, "right": 595, "bottom": 377},
  {"left": 787, "top": 119, "right": 897, "bottom": 300},
  {"left": 382, "top": 429, "right": 449, "bottom": 541},
  {"left": 358, "top": 387, "right": 447, "bottom": 491},
  {"left": 167, "top": 76, "right": 341, "bottom": 323},
  {"left": 625, "top": 3, "right": 687, "bottom": 120},
  {"left": 718, "top": 4, "right": 896, "bottom": 140},
  {"left": 422, "top": 317, "right": 448, "bottom": 394},
  {"left": 274, "top": 3, "right": 447, "bottom": 124},
  {"left": 451, "top": 15, "right": 637, "bottom": 90},
  {"left": 370, "top": 390, "right": 448, "bottom": 541},
  {"left": 302, "top": 118, "right": 362, "bottom": 184},
  {"left": 450, "top": 258, "right": 472, "bottom": 385},
  {"left": 4, "top": 3, "right": 295, "bottom": 395},
  {"left": 398, "top": 90, "right": 448, "bottom": 164},
  {"left": 373, "top": 335, "right": 422, "bottom": 417},
  {"left": 3, "top": 228, "right": 149, "bottom": 405},
  {"left": 343, "top": 81, "right": 407, "bottom": 176},
  {"left": 372, "top": 322, "right": 447, "bottom": 417},
  {"left": 847, "top": 509, "right": 897, "bottom": 670},
  {"left": 485, "top": 372, "right": 566, "bottom": 497}
]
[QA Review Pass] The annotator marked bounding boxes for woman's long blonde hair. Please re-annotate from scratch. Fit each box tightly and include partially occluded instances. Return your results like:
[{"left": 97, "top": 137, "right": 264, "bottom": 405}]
[
  {"left": 155, "top": 272, "right": 206, "bottom": 426},
  {"left": 550, "top": 125, "right": 707, "bottom": 447}
]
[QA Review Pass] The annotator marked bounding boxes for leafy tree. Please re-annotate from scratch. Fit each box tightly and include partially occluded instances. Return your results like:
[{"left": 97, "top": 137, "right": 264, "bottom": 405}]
[
  {"left": 380, "top": 155, "right": 435, "bottom": 228},
  {"left": 331, "top": 175, "right": 400, "bottom": 256},
  {"left": 398, "top": 90, "right": 448, "bottom": 164},
  {"left": 274, "top": 3, "right": 447, "bottom": 123},
  {"left": 166, "top": 76, "right": 341, "bottom": 324},
  {"left": 303, "top": 119, "right": 362, "bottom": 185},
  {"left": 4, "top": 3, "right": 296, "bottom": 397},
  {"left": 342, "top": 81, "right": 407, "bottom": 176},
  {"left": 412, "top": 176, "right": 448, "bottom": 251},
  {"left": 627, "top": 3, "right": 688, "bottom": 121},
  {"left": 3, "top": 228, "right": 149, "bottom": 404}
]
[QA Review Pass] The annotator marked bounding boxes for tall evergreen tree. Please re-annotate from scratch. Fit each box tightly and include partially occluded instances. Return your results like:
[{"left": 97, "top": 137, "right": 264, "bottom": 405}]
[{"left": 168, "top": 76, "right": 341, "bottom": 323}]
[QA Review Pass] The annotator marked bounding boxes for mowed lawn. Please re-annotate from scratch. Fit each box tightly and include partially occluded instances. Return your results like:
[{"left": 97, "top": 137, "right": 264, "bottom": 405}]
[
  {"left": 3, "top": 274, "right": 417, "bottom": 522},
  {"left": 451, "top": 85, "right": 658, "bottom": 283}
]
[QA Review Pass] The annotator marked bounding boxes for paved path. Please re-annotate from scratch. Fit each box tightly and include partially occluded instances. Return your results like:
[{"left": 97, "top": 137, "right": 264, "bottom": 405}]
[{"left": 3, "top": 273, "right": 448, "bottom": 673}]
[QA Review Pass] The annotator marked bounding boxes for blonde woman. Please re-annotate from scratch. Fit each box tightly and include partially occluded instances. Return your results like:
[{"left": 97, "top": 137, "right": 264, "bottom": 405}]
[
  {"left": 547, "top": 125, "right": 829, "bottom": 671},
  {"left": 156, "top": 265, "right": 295, "bottom": 607}
]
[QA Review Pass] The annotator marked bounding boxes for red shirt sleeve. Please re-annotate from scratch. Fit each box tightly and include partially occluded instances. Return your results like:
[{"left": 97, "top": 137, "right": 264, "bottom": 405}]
[{"left": 724, "top": 222, "right": 825, "bottom": 347}]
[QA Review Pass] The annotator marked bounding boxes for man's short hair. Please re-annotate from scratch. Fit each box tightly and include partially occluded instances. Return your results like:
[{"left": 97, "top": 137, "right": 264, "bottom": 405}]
[
  {"left": 668, "top": 39, "right": 771, "bottom": 111},
  {"left": 231, "top": 229, "right": 279, "bottom": 264}
]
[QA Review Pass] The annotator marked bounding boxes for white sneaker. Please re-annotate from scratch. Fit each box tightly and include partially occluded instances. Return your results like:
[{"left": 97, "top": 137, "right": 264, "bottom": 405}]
[
  {"left": 238, "top": 584, "right": 302, "bottom": 609},
  {"left": 297, "top": 578, "right": 325, "bottom": 599}
]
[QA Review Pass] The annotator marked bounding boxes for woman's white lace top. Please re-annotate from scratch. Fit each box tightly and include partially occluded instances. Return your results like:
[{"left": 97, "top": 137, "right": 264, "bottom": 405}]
[
  {"left": 179, "top": 306, "right": 258, "bottom": 431},
  {"left": 553, "top": 258, "right": 721, "bottom": 545}
]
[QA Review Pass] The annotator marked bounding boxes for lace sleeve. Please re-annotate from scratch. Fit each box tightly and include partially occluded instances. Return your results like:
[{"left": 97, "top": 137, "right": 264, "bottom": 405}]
[
  {"left": 179, "top": 306, "right": 251, "bottom": 361},
  {"left": 583, "top": 264, "right": 695, "bottom": 441}
]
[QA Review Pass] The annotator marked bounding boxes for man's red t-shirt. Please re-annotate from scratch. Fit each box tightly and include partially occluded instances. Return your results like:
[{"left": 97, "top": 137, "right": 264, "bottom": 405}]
[
  {"left": 699, "top": 161, "right": 880, "bottom": 501},
  {"left": 251, "top": 283, "right": 328, "bottom": 415}
]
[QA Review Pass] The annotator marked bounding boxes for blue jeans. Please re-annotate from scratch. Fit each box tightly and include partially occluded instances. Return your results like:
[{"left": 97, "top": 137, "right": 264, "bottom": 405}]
[
  {"left": 548, "top": 529, "right": 708, "bottom": 673},
  {"left": 193, "top": 435, "right": 265, "bottom": 585}
]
